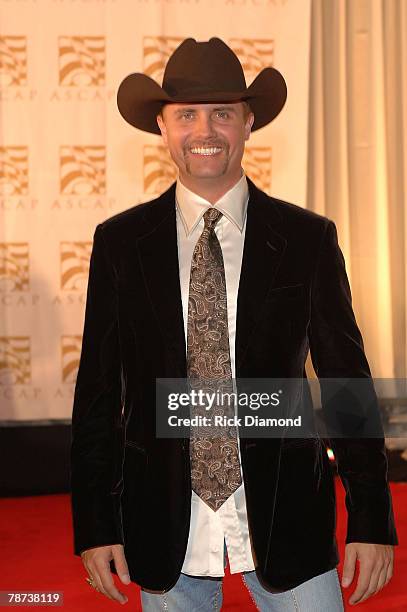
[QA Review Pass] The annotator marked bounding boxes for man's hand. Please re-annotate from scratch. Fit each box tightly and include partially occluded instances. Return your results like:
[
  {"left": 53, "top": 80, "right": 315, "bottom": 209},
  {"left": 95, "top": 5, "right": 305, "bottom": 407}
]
[
  {"left": 81, "top": 544, "right": 130, "bottom": 605},
  {"left": 341, "top": 542, "right": 394, "bottom": 605}
]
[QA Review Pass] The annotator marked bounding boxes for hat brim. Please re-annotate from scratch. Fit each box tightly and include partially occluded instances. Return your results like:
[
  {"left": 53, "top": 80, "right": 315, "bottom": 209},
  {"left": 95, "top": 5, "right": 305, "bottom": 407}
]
[{"left": 117, "top": 67, "right": 287, "bottom": 134}]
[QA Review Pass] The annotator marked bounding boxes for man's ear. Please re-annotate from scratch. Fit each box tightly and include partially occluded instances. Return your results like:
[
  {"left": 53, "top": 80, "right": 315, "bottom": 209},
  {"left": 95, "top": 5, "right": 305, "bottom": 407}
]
[
  {"left": 245, "top": 113, "right": 255, "bottom": 140},
  {"left": 156, "top": 113, "right": 168, "bottom": 144}
]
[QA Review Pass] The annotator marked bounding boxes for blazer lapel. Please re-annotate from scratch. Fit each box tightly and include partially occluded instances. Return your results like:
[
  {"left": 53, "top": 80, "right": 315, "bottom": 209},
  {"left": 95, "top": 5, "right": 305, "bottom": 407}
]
[
  {"left": 236, "top": 178, "right": 287, "bottom": 372},
  {"left": 136, "top": 183, "right": 187, "bottom": 376}
]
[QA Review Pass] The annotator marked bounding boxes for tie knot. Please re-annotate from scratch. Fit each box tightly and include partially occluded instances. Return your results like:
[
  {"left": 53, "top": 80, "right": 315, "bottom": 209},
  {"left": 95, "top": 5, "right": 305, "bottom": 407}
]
[{"left": 203, "top": 208, "right": 222, "bottom": 230}]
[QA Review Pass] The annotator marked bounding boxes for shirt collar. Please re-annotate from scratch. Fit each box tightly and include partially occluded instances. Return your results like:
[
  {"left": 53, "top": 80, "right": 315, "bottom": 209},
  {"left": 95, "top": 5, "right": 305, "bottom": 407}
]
[{"left": 175, "top": 172, "right": 249, "bottom": 236}]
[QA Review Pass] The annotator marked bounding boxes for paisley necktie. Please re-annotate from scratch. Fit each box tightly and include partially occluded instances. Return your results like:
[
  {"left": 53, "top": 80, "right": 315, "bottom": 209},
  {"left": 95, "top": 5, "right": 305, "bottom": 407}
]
[{"left": 187, "top": 207, "right": 242, "bottom": 511}]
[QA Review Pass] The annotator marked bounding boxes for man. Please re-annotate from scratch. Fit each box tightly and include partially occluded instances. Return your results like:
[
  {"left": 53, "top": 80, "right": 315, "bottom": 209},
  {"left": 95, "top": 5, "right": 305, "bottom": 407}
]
[{"left": 70, "top": 38, "right": 398, "bottom": 610}]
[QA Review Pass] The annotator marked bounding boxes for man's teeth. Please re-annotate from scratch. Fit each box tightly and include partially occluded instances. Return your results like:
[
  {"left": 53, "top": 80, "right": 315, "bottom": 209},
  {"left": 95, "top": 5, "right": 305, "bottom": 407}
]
[{"left": 190, "top": 147, "right": 222, "bottom": 155}]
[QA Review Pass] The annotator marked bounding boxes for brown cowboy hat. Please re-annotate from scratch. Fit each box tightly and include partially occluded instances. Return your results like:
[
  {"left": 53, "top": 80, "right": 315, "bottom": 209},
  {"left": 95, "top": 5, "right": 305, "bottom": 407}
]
[{"left": 117, "top": 37, "right": 287, "bottom": 134}]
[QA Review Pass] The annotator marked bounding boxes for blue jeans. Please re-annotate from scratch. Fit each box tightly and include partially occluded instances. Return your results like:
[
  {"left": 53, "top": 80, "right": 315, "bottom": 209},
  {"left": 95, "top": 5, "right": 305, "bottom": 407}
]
[{"left": 141, "top": 557, "right": 344, "bottom": 611}]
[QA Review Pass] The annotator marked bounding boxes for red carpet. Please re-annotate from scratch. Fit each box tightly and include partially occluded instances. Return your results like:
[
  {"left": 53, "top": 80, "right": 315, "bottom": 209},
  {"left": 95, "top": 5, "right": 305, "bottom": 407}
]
[{"left": 0, "top": 478, "right": 405, "bottom": 611}]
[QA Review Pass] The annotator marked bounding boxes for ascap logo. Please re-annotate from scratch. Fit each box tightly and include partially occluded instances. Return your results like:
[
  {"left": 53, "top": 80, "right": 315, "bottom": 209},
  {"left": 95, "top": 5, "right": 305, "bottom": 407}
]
[
  {"left": 61, "top": 335, "right": 82, "bottom": 383},
  {"left": 52, "top": 144, "right": 113, "bottom": 210},
  {"left": 143, "top": 36, "right": 184, "bottom": 83},
  {"left": 0, "top": 36, "right": 27, "bottom": 86},
  {"left": 60, "top": 146, "right": 105, "bottom": 195},
  {"left": 0, "top": 242, "right": 38, "bottom": 307},
  {"left": 143, "top": 145, "right": 176, "bottom": 194},
  {"left": 58, "top": 36, "right": 105, "bottom": 86},
  {"left": 0, "top": 336, "right": 31, "bottom": 385},
  {"left": 0, "top": 147, "right": 29, "bottom": 195},
  {"left": 229, "top": 38, "right": 274, "bottom": 80},
  {"left": 60, "top": 241, "right": 91, "bottom": 291},
  {"left": 242, "top": 147, "right": 272, "bottom": 192},
  {"left": 0, "top": 243, "right": 29, "bottom": 291}
]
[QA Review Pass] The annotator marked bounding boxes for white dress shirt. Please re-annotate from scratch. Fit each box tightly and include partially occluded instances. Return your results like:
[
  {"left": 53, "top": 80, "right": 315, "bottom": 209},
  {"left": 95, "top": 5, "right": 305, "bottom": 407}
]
[{"left": 175, "top": 172, "right": 257, "bottom": 577}]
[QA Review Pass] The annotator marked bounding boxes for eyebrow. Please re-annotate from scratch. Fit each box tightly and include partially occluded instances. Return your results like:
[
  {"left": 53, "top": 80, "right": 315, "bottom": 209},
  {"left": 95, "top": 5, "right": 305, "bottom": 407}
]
[
  {"left": 174, "top": 108, "right": 196, "bottom": 115},
  {"left": 213, "top": 106, "right": 237, "bottom": 113}
]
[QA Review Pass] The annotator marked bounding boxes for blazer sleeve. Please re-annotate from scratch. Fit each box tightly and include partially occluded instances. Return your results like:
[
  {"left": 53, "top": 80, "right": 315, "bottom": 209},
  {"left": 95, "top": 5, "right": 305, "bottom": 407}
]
[
  {"left": 70, "top": 224, "right": 125, "bottom": 556},
  {"left": 308, "top": 220, "right": 398, "bottom": 546}
]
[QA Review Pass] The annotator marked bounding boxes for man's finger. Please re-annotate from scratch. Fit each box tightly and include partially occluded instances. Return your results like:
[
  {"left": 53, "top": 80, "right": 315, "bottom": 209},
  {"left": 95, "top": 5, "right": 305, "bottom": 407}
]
[
  {"left": 341, "top": 546, "right": 357, "bottom": 587},
  {"left": 88, "top": 568, "right": 114, "bottom": 600},
  {"left": 348, "top": 559, "right": 374, "bottom": 605},
  {"left": 383, "top": 556, "right": 393, "bottom": 587},
  {"left": 98, "top": 559, "right": 128, "bottom": 604},
  {"left": 112, "top": 546, "right": 131, "bottom": 585},
  {"left": 374, "top": 565, "right": 390, "bottom": 595},
  {"left": 352, "top": 562, "right": 382, "bottom": 604}
]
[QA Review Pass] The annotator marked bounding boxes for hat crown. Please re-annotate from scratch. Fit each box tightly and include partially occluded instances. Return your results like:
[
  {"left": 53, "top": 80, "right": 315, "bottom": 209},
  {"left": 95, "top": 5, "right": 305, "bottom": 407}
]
[{"left": 162, "top": 38, "right": 247, "bottom": 99}]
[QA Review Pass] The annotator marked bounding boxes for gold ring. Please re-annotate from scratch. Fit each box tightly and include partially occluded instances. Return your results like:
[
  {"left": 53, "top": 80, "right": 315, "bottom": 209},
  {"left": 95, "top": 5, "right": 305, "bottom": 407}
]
[{"left": 85, "top": 577, "right": 99, "bottom": 591}]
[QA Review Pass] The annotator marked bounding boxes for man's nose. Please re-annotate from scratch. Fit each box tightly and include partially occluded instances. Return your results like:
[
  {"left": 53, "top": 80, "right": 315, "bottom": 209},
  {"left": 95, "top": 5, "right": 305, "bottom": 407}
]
[{"left": 194, "top": 113, "right": 217, "bottom": 137}]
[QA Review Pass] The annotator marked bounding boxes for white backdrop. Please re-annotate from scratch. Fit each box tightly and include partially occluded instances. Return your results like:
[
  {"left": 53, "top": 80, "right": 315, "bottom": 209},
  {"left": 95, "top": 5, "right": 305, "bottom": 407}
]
[{"left": 0, "top": 0, "right": 311, "bottom": 420}]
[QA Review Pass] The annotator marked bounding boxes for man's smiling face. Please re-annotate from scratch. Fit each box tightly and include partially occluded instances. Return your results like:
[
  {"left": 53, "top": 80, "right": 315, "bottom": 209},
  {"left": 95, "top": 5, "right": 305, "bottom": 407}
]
[{"left": 156, "top": 102, "right": 254, "bottom": 194}]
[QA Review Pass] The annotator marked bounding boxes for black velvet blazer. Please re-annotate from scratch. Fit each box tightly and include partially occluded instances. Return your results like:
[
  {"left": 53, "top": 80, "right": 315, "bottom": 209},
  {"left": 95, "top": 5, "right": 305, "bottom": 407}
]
[{"left": 70, "top": 177, "right": 398, "bottom": 592}]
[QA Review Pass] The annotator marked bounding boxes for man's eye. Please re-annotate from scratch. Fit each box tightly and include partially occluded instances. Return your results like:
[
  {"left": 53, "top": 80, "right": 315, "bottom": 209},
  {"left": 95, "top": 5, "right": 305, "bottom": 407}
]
[
  {"left": 181, "top": 112, "right": 194, "bottom": 120},
  {"left": 215, "top": 111, "right": 229, "bottom": 119}
]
